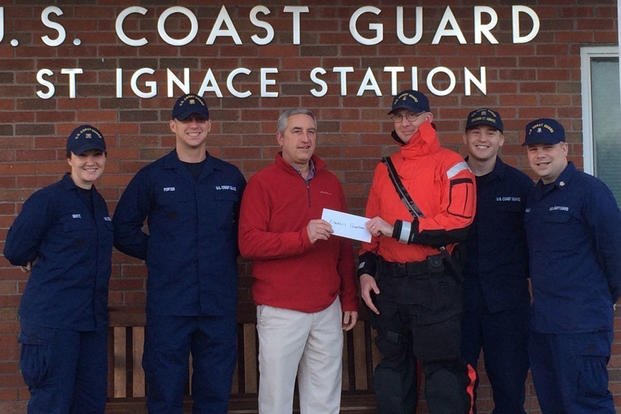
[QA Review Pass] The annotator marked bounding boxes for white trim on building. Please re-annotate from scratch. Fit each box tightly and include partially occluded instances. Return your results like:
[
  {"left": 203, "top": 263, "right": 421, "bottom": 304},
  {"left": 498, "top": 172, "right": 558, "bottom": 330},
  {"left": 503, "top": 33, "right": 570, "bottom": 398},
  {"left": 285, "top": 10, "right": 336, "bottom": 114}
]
[{"left": 580, "top": 45, "right": 619, "bottom": 175}]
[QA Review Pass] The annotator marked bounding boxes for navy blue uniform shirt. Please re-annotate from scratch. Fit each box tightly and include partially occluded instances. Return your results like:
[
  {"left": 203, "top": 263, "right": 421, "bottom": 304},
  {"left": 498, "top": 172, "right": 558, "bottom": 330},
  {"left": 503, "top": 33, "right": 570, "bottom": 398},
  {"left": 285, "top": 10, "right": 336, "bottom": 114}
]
[
  {"left": 462, "top": 158, "right": 533, "bottom": 313},
  {"left": 4, "top": 174, "right": 113, "bottom": 331},
  {"left": 113, "top": 151, "right": 246, "bottom": 317},
  {"left": 525, "top": 162, "right": 621, "bottom": 333}
]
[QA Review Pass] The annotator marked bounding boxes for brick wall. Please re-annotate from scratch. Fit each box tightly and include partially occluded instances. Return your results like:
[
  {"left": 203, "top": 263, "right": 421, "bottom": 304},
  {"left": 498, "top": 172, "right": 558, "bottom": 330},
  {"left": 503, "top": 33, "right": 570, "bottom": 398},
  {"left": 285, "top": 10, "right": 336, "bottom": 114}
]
[{"left": 0, "top": 1, "right": 618, "bottom": 412}]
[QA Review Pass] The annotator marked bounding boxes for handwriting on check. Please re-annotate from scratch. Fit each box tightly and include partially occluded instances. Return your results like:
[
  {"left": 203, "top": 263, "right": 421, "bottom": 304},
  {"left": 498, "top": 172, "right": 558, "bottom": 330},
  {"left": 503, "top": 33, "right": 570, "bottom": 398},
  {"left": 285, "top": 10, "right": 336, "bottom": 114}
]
[{"left": 327, "top": 219, "right": 366, "bottom": 230}]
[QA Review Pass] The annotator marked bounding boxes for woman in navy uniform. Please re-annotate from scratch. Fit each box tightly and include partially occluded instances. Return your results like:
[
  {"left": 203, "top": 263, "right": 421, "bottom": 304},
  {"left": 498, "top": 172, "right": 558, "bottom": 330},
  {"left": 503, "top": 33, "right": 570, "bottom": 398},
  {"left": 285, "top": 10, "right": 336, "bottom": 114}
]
[
  {"left": 523, "top": 118, "right": 621, "bottom": 413},
  {"left": 4, "top": 125, "right": 112, "bottom": 414}
]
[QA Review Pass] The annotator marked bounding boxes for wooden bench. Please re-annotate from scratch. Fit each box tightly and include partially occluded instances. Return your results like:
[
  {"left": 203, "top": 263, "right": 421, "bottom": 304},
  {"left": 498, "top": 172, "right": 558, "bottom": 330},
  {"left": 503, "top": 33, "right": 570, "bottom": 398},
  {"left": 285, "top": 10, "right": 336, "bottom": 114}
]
[{"left": 105, "top": 304, "right": 378, "bottom": 413}]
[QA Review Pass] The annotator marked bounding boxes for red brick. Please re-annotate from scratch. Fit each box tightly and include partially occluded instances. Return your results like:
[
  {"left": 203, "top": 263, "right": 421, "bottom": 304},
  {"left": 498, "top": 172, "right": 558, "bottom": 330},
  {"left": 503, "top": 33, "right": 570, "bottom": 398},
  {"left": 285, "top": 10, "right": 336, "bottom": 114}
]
[{"left": 0, "top": 1, "right": 618, "bottom": 410}]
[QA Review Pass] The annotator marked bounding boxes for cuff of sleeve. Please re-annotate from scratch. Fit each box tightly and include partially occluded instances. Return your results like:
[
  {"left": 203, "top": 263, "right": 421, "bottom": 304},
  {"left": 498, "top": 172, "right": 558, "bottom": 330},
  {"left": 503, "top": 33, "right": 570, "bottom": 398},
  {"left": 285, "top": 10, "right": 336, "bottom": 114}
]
[
  {"left": 340, "top": 300, "right": 360, "bottom": 312},
  {"left": 301, "top": 228, "right": 312, "bottom": 249},
  {"left": 392, "top": 220, "right": 413, "bottom": 244},
  {"left": 357, "top": 251, "right": 378, "bottom": 277}
]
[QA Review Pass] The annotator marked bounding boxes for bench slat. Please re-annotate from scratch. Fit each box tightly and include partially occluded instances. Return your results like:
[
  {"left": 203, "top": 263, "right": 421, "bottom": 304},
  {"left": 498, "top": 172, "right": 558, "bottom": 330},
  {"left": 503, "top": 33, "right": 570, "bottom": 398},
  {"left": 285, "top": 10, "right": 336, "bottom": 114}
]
[{"left": 107, "top": 307, "right": 376, "bottom": 412}]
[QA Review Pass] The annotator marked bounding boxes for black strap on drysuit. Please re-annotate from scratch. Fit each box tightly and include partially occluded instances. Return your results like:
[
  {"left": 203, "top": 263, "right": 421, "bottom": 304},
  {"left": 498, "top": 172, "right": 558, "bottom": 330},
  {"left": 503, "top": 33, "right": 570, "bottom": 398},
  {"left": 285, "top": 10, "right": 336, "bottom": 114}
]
[
  {"left": 382, "top": 156, "right": 424, "bottom": 218},
  {"left": 381, "top": 156, "right": 463, "bottom": 282}
]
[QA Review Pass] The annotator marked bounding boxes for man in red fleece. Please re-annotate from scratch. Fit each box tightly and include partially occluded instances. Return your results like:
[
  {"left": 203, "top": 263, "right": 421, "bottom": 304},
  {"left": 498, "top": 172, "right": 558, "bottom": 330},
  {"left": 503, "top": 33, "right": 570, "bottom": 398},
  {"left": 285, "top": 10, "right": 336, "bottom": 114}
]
[
  {"left": 238, "top": 108, "right": 358, "bottom": 414},
  {"left": 359, "top": 90, "right": 477, "bottom": 413}
]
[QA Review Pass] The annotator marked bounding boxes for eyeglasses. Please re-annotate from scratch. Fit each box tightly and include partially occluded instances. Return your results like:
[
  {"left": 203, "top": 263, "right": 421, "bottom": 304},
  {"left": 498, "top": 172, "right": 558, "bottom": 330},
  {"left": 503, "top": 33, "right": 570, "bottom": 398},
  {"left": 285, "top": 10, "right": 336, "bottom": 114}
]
[{"left": 389, "top": 112, "right": 425, "bottom": 123}]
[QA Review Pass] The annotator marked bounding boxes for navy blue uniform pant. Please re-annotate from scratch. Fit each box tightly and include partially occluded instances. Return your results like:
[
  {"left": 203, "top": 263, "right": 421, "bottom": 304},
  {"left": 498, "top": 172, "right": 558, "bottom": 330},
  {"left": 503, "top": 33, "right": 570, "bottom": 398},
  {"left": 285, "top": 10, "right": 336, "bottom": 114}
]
[
  {"left": 461, "top": 304, "right": 529, "bottom": 414},
  {"left": 18, "top": 321, "right": 108, "bottom": 414},
  {"left": 144, "top": 314, "right": 237, "bottom": 414},
  {"left": 529, "top": 330, "right": 614, "bottom": 414}
]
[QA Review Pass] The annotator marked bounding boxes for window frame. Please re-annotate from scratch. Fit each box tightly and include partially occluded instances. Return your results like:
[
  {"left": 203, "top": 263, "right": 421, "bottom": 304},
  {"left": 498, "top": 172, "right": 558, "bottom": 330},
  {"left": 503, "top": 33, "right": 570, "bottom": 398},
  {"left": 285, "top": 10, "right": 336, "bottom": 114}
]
[{"left": 580, "top": 45, "right": 619, "bottom": 175}]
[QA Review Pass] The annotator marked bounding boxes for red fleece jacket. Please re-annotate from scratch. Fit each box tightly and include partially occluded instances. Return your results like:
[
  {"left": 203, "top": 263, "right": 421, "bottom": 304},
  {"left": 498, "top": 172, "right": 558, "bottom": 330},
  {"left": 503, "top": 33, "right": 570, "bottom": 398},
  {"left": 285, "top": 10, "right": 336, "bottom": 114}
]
[{"left": 238, "top": 153, "right": 358, "bottom": 313}]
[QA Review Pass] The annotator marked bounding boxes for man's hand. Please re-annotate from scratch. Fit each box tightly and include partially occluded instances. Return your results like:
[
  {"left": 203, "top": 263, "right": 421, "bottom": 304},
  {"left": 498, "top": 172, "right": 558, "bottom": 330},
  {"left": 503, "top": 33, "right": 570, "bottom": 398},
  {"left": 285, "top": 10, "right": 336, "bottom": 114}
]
[
  {"left": 342, "top": 311, "right": 358, "bottom": 331},
  {"left": 19, "top": 259, "right": 36, "bottom": 273},
  {"left": 360, "top": 274, "right": 380, "bottom": 314},
  {"left": 306, "top": 219, "right": 333, "bottom": 244},
  {"left": 365, "top": 217, "right": 394, "bottom": 238}
]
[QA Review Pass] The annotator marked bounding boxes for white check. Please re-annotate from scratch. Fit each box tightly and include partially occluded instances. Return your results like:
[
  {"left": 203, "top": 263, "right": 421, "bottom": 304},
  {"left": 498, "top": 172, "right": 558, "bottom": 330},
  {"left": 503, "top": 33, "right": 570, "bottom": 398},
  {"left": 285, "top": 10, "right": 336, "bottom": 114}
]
[{"left": 321, "top": 208, "right": 371, "bottom": 243}]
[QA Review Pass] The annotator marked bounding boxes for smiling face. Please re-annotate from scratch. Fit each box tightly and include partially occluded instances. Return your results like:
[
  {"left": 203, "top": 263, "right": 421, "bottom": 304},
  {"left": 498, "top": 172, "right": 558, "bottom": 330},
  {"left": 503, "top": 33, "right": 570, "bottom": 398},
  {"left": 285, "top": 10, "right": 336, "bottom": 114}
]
[
  {"left": 169, "top": 115, "right": 211, "bottom": 151},
  {"left": 391, "top": 110, "right": 433, "bottom": 144},
  {"left": 277, "top": 113, "right": 317, "bottom": 169},
  {"left": 527, "top": 142, "right": 568, "bottom": 184},
  {"left": 463, "top": 125, "right": 504, "bottom": 163},
  {"left": 67, "top": 150, "right": 106, "bottom": 189}
]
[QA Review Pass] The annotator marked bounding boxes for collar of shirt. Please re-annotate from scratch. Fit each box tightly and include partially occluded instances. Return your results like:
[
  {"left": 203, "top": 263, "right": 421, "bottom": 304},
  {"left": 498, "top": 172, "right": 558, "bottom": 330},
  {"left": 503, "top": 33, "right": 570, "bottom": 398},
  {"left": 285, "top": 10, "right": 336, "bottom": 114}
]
[
  {"left": 536, "top": 161, "right": 576, "bottom": 192},
  {"left": 295, "top": 159, "right": 316, "bottom": 182},
  {"left": 469, "top": 156, "right": 506, "bottom": 185},
  {"left": 534, "top": 161, "right": 576, "bottom": 198}
]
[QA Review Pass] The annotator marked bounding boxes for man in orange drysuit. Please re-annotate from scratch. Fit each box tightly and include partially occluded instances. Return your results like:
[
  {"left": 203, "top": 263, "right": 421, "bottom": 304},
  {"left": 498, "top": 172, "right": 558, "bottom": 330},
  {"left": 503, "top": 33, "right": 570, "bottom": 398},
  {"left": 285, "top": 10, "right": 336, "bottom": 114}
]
[{"left": 359, "top": 90, "right": 477, "bottom": 413}]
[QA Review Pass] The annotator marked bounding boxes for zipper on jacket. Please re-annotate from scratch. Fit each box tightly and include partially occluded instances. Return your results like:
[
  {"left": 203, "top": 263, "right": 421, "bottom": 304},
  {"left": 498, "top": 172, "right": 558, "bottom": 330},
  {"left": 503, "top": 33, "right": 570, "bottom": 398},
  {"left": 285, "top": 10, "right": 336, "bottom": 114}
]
[{"left": 306, "top": 180, "right": 311, "bottom": 207}]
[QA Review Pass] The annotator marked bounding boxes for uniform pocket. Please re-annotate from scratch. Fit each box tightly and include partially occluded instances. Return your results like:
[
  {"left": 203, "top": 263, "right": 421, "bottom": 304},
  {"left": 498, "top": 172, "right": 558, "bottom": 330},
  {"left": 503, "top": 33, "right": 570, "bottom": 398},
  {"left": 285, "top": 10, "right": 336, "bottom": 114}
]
[
  {"left": 18, "top": 328, "right": 51, "bottom": 389},
  {"left": 211, "top": 191, "right": 241, "bottom": 231},
  {"left": 577, "top": 355, "right": 611, "bottom": 400},
  {"left": 415, "top": 274, "right": 462, "bottom": 324},
  {"left": 498, "top": 201, "right": 523, "bottom": 213},
  {"left": 544, "top": 210, "right": 572, "bottom": 224},
  {"left": 412, "top": 316, "right": 461, "bottom": 362},
  {"left": 575, "top": 331, "right": 613, "bottom": 402},
  {"left": 62, "top": 216, "right": 93, "bottom": 250},
  {"left": 447, "top": 178, "right": 475, "bottom": 219}
]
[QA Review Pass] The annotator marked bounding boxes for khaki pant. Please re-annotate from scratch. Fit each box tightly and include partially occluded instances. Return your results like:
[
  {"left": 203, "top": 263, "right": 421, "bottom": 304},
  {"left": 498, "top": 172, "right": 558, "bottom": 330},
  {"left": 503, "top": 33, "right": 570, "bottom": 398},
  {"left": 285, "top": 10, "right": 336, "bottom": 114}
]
[{"left": 257, "top": 297, "right": 343, "bottom": 414}]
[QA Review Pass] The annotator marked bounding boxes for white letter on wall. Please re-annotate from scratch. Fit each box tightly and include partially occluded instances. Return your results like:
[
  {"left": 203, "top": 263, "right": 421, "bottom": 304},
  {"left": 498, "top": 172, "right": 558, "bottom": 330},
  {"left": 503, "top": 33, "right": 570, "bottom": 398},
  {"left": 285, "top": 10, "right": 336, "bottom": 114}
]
[
  {"left": 310, "top": 67, "right": 328, "bottom": 97},
  {"left": 396, "top": 7, "right": 423, "bottom": 45},
  {"left": 283, "top": 6, "right": 309, "bottom": 45},
  {"left": 432, "top": 6, "right": 466, "bottom": 45},
  {"left": 227, "top": 68, "right": 252, "bottom": 98},
  {"left": 250, "top": 6, "right": 274, "bottom": 45},
  {"left": 0, "top": 7, "right": 4, "bottom": 43},
  {"left": 116, "top": 68, "right": 123, "bottom": 97},
  {"left": 427, "top": 66, "right": 456, "bottom": 96},
  {"left": 260, "top": 68, "right": 279, "bottom": 97},
  {"left": 333, "top": 67, "right": 354, "bottom": 96},
  {"left": 131, "top": 68, "right": 157, "bottom": 98},
  {"left": 384, "top": 66, "right": 405, "bottom": 96},
  {"left": 167, "top": 68, "right": 190, "bottom": 97},
  {"left": 197, "top": 69, "right": 223, "bottom": 98},
  {"left": 350, "top": 6, "right": 382, "bottom": 45},
  {"left": 41, "top": 6, "right": 66, "bottom": 46},
  {"left": 36, "top": 69, "right": 55, "bottom": 99},
  {"left": 513, "top": 5, "right": 540, "bottom": 43},
  {"left": 357, "top": 68, "right": 382, "bottom": 96},
  {"left": 61, "top": 68, "right": 83, "bottom": 98},
  {"left": 464, "top": 67, "right": 487, "bottom": 96},
  {"left": 206, "top": 6, "right": 242, "bottom": 45},
  {"left": 116, "top": 6, "right": 148, "bottom": 47},
  {"left": 474, "top": 6, "right": 499, "bottom": 44},
  {"left": 159, "top": 7, "right": 198, "bottom": 46}
]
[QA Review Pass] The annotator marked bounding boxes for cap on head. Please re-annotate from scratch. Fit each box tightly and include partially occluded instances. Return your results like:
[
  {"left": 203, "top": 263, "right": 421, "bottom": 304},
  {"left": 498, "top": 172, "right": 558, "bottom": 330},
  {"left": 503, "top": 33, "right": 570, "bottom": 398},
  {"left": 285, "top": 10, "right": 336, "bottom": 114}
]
[
  {"left": 172, "top": 93, "right": 209, "bottom": 121},
  {"left": 523, "top": 118, "right": 565, "bottom": 146},
  {"left": 66, "top": 125, "right": 106, "bottom": 155},
  {"left": 465, "top": 108, "right": 503, "bottom": 132},
  {"left": 389, "top": 90, "right": 430, "bottom": 114}
]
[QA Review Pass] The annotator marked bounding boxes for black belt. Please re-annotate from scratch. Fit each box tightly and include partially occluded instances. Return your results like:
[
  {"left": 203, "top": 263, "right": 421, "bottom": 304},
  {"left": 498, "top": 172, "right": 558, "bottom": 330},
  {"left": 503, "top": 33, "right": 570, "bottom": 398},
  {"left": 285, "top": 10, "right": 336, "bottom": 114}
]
[{"left": 380, "top": 254, "right": 444, "bottom": 277}]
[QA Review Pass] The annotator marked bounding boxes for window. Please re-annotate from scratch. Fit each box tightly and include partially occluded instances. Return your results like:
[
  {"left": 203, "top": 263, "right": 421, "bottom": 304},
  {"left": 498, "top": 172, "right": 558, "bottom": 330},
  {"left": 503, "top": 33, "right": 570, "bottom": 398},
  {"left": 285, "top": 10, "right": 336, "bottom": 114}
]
[{"left": 580, "top": 46, "right": 621, "bottom": 204}]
